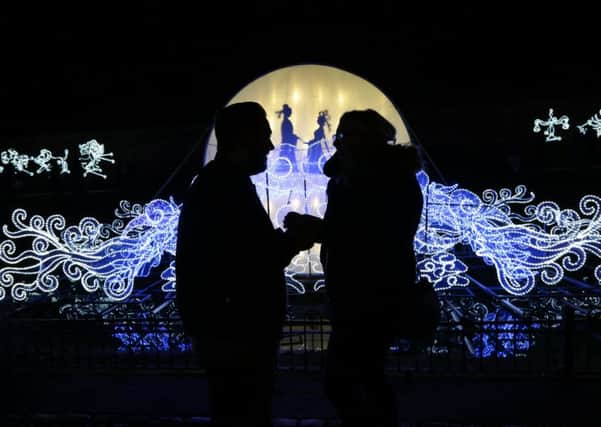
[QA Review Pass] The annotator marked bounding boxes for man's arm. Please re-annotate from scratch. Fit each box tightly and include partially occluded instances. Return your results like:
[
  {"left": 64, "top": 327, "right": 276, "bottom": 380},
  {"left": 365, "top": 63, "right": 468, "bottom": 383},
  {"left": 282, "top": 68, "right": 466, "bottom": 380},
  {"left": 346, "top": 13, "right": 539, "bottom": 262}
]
[
  {"left": 283, "top": 212, "right": 324, "bottom": 243},
  {"left": 271, "top": 227, "right": 316, "bottom": 270}
]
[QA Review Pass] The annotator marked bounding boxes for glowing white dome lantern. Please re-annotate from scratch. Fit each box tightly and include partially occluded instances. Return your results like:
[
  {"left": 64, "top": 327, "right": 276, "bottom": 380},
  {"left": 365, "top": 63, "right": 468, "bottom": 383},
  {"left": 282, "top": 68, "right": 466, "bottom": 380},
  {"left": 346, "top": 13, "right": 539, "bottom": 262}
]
[
  {"left": 205, "top": 64, "right": 409, "bottom": 161},
  {"left": 204, "top": 64, "right": 410, "bottom": 293}
]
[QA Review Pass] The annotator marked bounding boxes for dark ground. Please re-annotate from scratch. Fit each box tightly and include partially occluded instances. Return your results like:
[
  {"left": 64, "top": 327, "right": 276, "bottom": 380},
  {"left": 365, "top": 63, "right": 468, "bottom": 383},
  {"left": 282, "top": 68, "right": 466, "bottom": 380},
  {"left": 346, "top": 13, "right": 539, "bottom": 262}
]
[{"left": 2, "top": 371, "right": 600, "bottom": 426}]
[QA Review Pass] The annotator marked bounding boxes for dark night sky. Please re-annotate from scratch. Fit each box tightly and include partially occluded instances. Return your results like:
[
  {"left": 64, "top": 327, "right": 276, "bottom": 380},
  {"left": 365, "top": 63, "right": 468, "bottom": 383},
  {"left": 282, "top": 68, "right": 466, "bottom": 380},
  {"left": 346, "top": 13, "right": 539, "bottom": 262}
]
[
  {"left": 0, "top": 2, "right": 599, "bottom": 213},
  {"left": 1, "top": 2, "right": 598, "bottom": 132}
]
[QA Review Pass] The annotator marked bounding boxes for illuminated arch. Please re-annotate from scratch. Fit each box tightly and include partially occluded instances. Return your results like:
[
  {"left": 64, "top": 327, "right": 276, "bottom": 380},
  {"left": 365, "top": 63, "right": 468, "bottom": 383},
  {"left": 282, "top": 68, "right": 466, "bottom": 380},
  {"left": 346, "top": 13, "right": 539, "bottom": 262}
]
[
  {"left": 203, "top": 64, "right": 412, "bottom": 293},
  {"left": 205, "top": 64, "right": 410, "bottom": 162}
]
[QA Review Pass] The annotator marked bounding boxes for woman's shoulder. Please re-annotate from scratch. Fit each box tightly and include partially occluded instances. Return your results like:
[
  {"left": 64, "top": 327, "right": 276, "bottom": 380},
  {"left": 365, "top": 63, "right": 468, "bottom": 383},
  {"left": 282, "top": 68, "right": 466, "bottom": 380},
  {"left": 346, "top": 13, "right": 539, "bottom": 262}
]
[{"left": 385, "top": 144, "right": 421, "bottom": 171}]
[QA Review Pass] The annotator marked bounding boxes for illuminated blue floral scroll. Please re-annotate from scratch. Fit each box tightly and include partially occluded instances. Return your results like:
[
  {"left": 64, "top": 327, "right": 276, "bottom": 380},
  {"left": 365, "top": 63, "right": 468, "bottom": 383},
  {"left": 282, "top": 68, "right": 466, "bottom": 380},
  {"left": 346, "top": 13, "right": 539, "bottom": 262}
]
[
  {"left": 0, "top": 199, "right": 179, "bottom": 301},
  {"left": 577, "top": 108, "right": 601, "bottom": 137},
  {"left": 533, "top": 108, "right": 570, "bottom": 142},
  {"left": 415, "top": 171, "right": 601, "bottom": 295},
  {"left": 2, "top": 171, "right": 601, "bottom": 301}
]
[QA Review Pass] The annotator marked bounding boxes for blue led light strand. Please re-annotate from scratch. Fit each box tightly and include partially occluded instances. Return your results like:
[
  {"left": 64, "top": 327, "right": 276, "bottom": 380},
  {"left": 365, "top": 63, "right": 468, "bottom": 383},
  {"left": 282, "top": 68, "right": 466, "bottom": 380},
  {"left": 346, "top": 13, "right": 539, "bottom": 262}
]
[
  {"left": 577, "top": 108, "right": 601, "bottom": 137},
  {"left": 415, "top": 171, "right": 601, "bottom": 295},
  {"left": 0, "top": 198, "right": 180, "bottom": 301},
  {"left": 2, "top": 170, "right": 600, "bottom": 301}
]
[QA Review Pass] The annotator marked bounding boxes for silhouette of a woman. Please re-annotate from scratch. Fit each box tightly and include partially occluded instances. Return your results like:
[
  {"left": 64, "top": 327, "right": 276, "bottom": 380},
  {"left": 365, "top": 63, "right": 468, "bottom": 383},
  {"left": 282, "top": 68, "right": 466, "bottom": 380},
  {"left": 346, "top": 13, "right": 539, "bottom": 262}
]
[{"left": 304, "top": 110, "right": 331, "bottom": 174}]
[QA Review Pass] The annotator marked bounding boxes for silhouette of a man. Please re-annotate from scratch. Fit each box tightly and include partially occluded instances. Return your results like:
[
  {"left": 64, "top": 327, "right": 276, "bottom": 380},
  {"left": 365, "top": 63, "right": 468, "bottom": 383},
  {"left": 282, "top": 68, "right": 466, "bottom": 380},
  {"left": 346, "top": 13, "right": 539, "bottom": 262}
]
[
  {"left": 276, "top": 104, "right": 300, "bottom": 174},
  {"left": 176, "top": 102, "right": 312, "bottom": 427}
]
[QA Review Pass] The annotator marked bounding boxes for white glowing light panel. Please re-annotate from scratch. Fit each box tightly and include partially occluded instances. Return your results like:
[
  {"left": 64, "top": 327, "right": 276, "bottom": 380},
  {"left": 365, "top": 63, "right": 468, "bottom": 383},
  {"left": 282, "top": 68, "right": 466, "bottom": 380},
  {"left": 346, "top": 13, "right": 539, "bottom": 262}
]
[
  {"left": 578, "top": 109, "right": 601, "bottom": 137},
  {"left": 533, "top": 108, "right": 570, "bottom": 142},
  {"left": 1, "top": 174, "right": 601, "bottom": 301}
]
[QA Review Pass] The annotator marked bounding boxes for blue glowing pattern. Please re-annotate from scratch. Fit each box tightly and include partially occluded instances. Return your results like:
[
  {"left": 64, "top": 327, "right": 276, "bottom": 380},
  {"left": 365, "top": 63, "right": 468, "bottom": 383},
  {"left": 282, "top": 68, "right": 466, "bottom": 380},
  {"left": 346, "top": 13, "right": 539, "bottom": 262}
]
[
  {"left": 112, "top": 326, "right": 191, "bottom": 353},
  {"left": 160, "top": 260, "right": 177, "bottom": 292},
  {"left": 414, "top": 171, "right": 601, "bottom": 295},
  {"left": 533, "top": 108, "right": 570, "bottom": 142},
  {"left": 471, "top": 310, "right": 541, "bottom": 358},
  {"left": 2, "top": 171, "right": 601, "bottom": 301},
  {"left": 250, "top": 142, "right": 332, "bottom": 293},
  {"left": 577, "top": 108, "right": 601, "bottom": 138},
  {"left": 0, "top": 198, "right": 180, "bottom": 301}
]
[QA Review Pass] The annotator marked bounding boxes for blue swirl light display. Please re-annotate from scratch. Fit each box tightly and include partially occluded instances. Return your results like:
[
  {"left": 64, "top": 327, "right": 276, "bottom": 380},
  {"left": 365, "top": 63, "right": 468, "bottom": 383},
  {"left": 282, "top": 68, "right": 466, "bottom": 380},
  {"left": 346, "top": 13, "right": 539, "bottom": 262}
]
[
  {"left": 471, "top": 310, "right": 541, "bottom": 358},
  {"left": 250, "top": 146, "right": 331, "bottom": 293},
  {"left": 415, "top": 171, "right": 601, "bottom": 295},
  {"left": 1, "top": 171, "right": 601, "bottom": 301},
  {"left": 0, "top": 198, "right": 180, "bottom": 301}
]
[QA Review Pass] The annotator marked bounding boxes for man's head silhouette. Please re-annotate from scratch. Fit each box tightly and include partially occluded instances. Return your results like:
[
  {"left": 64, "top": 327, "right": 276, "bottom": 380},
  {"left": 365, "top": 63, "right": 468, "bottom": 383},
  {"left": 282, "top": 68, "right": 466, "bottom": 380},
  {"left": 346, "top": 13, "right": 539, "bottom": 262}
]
[{"left": 215, "top": 102, "right": 274, "bottom": 175}]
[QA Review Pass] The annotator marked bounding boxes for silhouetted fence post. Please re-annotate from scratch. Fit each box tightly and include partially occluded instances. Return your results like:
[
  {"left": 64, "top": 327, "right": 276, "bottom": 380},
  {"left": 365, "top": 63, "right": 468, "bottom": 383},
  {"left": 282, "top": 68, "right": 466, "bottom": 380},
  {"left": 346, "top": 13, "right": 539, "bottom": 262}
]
[{"left": 562, "top": 306, "right": 575, "bottom": 377}]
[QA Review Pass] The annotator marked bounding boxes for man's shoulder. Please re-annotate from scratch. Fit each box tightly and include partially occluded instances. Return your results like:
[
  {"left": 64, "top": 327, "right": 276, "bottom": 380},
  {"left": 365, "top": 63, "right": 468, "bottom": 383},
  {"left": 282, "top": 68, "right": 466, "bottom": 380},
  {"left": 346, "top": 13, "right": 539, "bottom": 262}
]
[
  {"left": 195, "top": 160, "right": 244, "bottom": 185},
  {"left": 195, "top": 161, "right": 220, "bottom": 181},
  {"left": 184, "top": 160, "right": 251, "bottom": 204},
  {"left": 186, "top": 162, "right": 222, "bottom": 191}
]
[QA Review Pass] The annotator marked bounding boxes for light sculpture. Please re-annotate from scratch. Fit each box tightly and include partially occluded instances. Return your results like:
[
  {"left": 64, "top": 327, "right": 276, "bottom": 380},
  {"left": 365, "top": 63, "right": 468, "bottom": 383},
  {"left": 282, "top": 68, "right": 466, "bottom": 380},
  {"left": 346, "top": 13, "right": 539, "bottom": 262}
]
[
  {"left": 533, "top": 108, "right": 570, "bottom": 142},
  {"left": 79, "top": 139, "right": 115, "bottom": 179},
  {"left": 0, "top": 199, "right": 180, "bottom": 301},
  {"left": 30, "top": 149, "right": 71, "bottom": 175},
  {"left": 2, "top": 64, "right": 600, "bottom": 302},
  {"left": 1, "top": 149, "right": 36, "bottom": 176},
  {"left": 2, "top": 171, "right": 601, "bottom": 302},
  {"left": 0, "top": 140, "right": 115, "bottom": 178},
  {"left": 470, "top": 310, "right": 540, "bottom": 358},
  {"left": 577, "top": 108, "right": 601, "bottom": 137},
  {"left": 415, "top": 171, "right": 601, "bottom": 295},
  {"left": 203, "top": 65, "right": 412, "bottom": 285}
]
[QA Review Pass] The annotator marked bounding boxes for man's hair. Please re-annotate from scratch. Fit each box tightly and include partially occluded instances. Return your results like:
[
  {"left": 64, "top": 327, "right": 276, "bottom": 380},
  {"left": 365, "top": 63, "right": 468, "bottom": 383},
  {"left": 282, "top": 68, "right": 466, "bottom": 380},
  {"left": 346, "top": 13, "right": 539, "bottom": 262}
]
[{"left": 214, "top": 102, "right": 267, "bottom": 151}]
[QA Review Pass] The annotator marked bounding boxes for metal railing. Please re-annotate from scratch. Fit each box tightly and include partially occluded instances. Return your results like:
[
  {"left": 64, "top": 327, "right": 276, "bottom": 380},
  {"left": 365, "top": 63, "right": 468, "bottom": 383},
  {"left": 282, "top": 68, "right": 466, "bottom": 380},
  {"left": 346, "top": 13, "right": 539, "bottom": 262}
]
[{"left": 1, "top": 311, "right": 600, "bottom": 377}]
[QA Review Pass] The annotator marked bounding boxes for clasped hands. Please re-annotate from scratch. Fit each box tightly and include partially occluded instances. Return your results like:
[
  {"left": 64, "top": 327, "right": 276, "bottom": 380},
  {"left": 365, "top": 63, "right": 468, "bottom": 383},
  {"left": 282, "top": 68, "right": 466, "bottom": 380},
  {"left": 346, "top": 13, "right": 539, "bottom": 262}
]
[{"left": 283, "top": 212, "right": 323, "bottom": 252}]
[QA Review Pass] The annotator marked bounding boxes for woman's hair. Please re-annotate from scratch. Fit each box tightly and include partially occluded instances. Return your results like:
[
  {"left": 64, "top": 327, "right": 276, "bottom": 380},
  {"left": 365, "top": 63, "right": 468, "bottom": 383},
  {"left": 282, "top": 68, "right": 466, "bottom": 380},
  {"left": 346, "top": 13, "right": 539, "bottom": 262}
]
[
  {"left": 339, "top": 109, "right": 396, "bottom": 146},
  {"left": 317, "top": 110, "right": 331, "bottom": 131},
  {"left": 338, "top": 109, "right": 423, "bottom": 173},
  {"left": 398, "top": 143, "right": 422, "bottom": 173}
]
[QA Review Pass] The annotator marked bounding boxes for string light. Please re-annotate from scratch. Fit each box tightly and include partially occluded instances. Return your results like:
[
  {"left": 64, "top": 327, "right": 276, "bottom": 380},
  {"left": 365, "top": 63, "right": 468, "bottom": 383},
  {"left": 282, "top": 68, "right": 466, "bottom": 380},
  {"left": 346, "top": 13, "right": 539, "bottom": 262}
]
[
  {"left": 415, "top": 171, "right": 601, "bottom": 295},
  {"left": 2, "top": 168, "right": 601, "bottom": 301},
  {"left": 577, "top": 109, "right": 601, "bottom": 137},
  {"left": 533, "top": 108, "right": 570, "bottom": 142},
  {"left": 79, "top": 139, "right": 115, "bottom": 179},
  {"left": 0, "top": 198, "right": 180, "bottom": 301}
]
